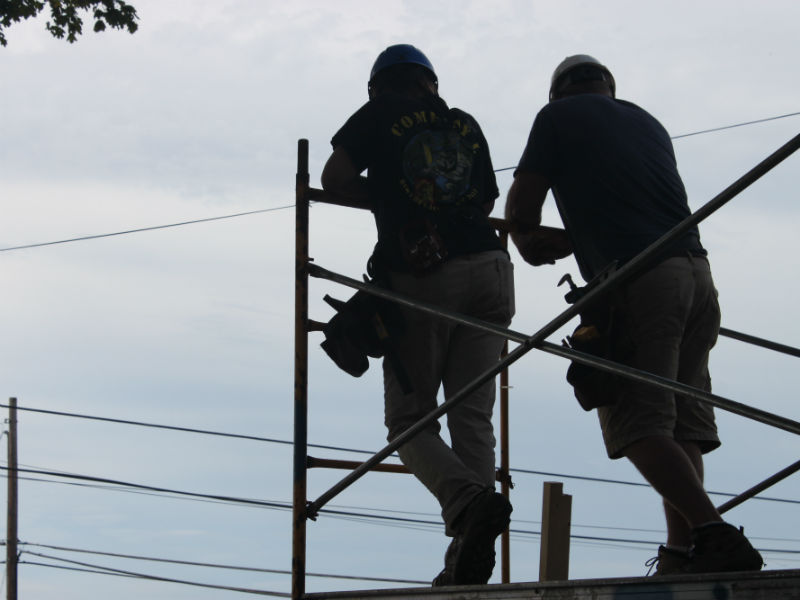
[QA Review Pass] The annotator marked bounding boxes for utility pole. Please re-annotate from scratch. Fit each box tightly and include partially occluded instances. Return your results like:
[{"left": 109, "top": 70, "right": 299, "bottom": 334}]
[{"left": 6, "top": 397, "right": 18, "bottom": 600}]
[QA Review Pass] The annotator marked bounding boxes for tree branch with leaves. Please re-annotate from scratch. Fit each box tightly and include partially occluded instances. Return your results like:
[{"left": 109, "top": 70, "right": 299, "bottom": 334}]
[{"left": 0, "top": 0, "right": 139, "bottom": 47}]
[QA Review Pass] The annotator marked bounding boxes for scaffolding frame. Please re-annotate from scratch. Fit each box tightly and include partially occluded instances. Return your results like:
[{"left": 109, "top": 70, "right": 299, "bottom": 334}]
[{"left": 292, "top": 133, "right": 800, "bottom": 599}]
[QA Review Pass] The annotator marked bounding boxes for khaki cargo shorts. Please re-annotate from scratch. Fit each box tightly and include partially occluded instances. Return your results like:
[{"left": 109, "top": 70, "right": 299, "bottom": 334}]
[{"left": 598, "top": 255, "right": 721, "bottom": 459}]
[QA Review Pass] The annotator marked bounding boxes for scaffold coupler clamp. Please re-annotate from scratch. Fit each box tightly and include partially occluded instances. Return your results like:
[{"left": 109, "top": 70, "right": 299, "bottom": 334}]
[{"left": 305, "top": 501, "right": 319, "bottom": 521}]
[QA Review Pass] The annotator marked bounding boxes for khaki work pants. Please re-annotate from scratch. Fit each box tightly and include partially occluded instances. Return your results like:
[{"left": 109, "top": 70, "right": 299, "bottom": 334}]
[{"left": 383, "top": 250, "right": 515, "bottom": 533}]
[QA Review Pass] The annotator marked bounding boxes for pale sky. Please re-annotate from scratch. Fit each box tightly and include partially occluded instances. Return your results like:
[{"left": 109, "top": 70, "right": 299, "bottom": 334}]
[{"left": 1, "top": 1, "right": 799, "bottom": 598}]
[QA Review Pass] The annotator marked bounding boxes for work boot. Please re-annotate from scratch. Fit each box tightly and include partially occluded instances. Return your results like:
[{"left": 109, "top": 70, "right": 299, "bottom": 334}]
[
  {"left": 431, "top": 536, "right": 461, "bottom": 587},
  {"left": 645, "top": 545, "right": 691, "bottom": 575},
  {"left": 451, "top": 490, "right": 512, "bottom": 585},
  {"left": 686, "top": 522, "right": 764, "bottom": 573}
]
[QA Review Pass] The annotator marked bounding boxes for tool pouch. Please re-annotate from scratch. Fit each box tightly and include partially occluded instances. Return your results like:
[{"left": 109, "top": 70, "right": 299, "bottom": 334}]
[
  {"left": 560, "top": 263, "right": 620, "bottom": 411},
  {"left": 320, "top": 276, "right": 412, "bottom": 393},
  {"left": 564, "top": 301, "right": 619, "bottom": 411}
]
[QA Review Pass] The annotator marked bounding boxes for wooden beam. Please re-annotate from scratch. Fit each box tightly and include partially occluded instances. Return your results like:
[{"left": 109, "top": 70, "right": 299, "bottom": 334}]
[{"left": 539, "top": 481, "right": 571, "bottom": 582}]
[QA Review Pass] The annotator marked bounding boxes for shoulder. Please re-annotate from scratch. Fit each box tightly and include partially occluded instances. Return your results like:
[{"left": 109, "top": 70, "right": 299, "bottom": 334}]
[
  {"left": 614, "top": 98, "right": 671, "bottom": 136},
  {"left": 445, "top": 105, "right": 488, "bottom": 139},
  {"left": 546, "top": 93, "right": 616, "bottom": 114},
  {"left": 446, "top": 105, "right": 474, "bottom": 121},
  {"left": 339, "top": 93, "right": 416, "bottom": 124}
]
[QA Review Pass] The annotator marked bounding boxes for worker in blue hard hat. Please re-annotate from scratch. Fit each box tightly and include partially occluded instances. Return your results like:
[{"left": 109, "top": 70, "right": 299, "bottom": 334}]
[{"left": 322, "top": 44, "right": 514, "bottom": 586}]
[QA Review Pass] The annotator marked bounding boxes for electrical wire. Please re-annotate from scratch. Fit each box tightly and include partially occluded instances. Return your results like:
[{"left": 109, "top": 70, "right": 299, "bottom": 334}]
[
  {"left": 20, "top": 551, "right": 291, "bottom": 597},
  {"left": 494, "top": 109, "right": 800, "bottom": 172},
  {"left": 23, "top": 538, "right": 797, "bottom": 596},
  {"left": 0, "top": 468, "right": 661, "bottom": 547},
  {"left": 1, "top": 465, "right": 446, "bottom": 534},
  {"left": 6, "top": 472, "right": 270, "bottom": 509},
  {"left": 0, "top": 403, "right": 373, "bottom": 456},
  {"left": 1, "top": 111, "right": 796, "bottom": 252},
  {"left": 19, "top": 543, "right": 430, "bottom": 586},
  {"left": 0, "top": 204, "right": 295, "bottom": 253},
  {"left": 5, "top": 466, "right": 799, "bottom": 554},
  {"left": 19, "top": 560, "right": 142, "bottom": 580},
  {"left": 4, "top": 402, "right": 798, "bottom": 507},
  {"left": 8, "top": 468, "right": 800, "bottom": 545},
  {"left": 0, "top": 466, "right": 444, "bottom": 535},
  {"left": 0, "top": 466, "right": 289, "bottom": 510},
  {"left": 670, "top": 111, "right": 800, "bottom": 140},
  {"left": 0, "top": 471, "right": 675, "bottom": 540}
]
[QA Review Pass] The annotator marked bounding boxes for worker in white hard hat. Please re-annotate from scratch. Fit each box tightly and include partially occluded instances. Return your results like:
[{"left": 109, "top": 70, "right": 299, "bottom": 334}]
[
  {"left": 505, "top": 54, "right": 763, "bottom": 576},
  {"left": 322, "top": 44, "right": 514, "bottom": 587}
]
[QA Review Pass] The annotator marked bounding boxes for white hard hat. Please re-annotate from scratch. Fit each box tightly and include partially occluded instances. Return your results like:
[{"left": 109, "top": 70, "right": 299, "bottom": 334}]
[{"left": 549, "top": 54, "right": 615, "bottom": 100}]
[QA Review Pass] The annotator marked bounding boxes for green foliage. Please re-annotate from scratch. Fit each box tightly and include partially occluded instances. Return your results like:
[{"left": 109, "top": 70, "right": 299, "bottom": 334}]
[{"left": 0, "top": 0, "right": 138, "bottom": 46}]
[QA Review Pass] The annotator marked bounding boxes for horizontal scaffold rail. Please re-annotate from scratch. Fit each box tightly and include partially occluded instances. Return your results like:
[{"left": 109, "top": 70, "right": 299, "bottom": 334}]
[
  {"left": 719, "top": 326, "right": 800, "bottom": 358},
  {"left": 308, "top": 262, "right": 800, "bottom": 439}
]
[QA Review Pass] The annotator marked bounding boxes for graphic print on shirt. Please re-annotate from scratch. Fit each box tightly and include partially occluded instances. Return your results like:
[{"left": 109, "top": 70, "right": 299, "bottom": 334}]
[{"left": 399, "top": 121, "right": 479, "bottom": 211}]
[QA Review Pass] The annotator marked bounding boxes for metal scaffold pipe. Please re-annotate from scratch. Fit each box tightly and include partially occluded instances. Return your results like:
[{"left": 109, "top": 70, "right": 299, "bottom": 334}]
[
  {"left": 308, "top": 263, "right": 800, "bottom": 437},
  {"left": 292, "top": 139, "right": 310, "bottom": 600}
]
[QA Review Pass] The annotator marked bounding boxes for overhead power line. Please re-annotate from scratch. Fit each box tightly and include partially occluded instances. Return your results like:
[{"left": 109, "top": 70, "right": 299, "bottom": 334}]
[
  {"left": 0, "top": 403, "right": 373, "bottom": 456},
  {"left": 0, "top": 467, "right": 667, "bottom": 548},
  {"left": 5, "top": 468, "right": 797, "bottom": 556},
  {"left": 0, "top": 465, "right": 443, "bottom": 530},
  {"left": 20, "top": 542, "right": 430, "bottom": 586},
  {"left": 21, "top": 551, "right": 291, "bottom": 597},
  {"left": 1, "top": 110, "right": 796, "bottom": 252},
  {"left": 10, "top": 469, "right": 800, "bottom": 558},
  {"left": 0, "top": 204, "right": 295, "bottom": 253},
  {"left": 0, "top": 466, "right": 288, "bottom": 510},
  {"left": 5, "top": 402, "right": 799, "bottom": 507},
  {"left": 671, "top": 111, "right": 800, "bottom": 140},
  {"left": 12, "top": 469, "right": 800, "bottom": 545},
  {"left": 493, "top": 109, "right": 800, "bottom": 172}
]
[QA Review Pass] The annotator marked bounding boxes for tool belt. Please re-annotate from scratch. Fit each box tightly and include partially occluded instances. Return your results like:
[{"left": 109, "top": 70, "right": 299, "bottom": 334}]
[{"left": 398, "top": 217, "right": 448, "bottom": 276}]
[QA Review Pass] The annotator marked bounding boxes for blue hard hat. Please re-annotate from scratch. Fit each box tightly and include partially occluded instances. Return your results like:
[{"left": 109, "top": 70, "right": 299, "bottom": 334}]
[{"left": 369, "top": 44, "right": 437, "bottom": 84}]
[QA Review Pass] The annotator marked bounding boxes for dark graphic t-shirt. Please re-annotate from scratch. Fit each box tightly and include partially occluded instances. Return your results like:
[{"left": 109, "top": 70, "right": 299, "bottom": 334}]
[
  {"left": 331, "top": 93, "right": 503, "bottom": 271},
  {"left": 516, "top": 94, "right": 705, "bottom": 281}
]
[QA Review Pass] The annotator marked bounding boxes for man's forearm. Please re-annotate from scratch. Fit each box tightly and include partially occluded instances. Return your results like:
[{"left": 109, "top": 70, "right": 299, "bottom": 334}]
[
  {"left": 321, "top": 147, "right": 371, "bottom": 210},
  {"left": 504, "top": 171, "right": 550, "bottom": 232},
  {"left": 324, "top": 175, "right": 370, "bottom": 210},
  {"left": 505, "top": 185, "right": 542, "bottom": 232}
]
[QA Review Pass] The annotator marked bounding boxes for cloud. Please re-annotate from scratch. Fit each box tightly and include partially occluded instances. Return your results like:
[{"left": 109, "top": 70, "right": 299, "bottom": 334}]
[{"left": 2, "top": 1, "right": 800, "bottom": 596}]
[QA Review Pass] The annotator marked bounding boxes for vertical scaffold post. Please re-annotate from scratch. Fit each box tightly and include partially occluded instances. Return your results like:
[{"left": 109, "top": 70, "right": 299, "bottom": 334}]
[
  {"left": 499, "top": 340, "right": 510, "bottom": 583},
  {"left": 292, "top": 139, "right": 310, "bottom": 600},
  {"left": 498, "top": 231, "right": 511, "bottom": 584}
]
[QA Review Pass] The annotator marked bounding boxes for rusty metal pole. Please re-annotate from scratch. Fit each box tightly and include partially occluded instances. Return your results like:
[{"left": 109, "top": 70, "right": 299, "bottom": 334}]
[{"left": 292, "top": 139, "right": 310, "bottom": 600}]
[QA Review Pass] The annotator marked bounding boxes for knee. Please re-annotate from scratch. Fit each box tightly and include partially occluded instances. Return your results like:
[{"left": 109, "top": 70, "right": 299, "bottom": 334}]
[{"left": 385, "top": 418, "right": 440, "bottom": 443}]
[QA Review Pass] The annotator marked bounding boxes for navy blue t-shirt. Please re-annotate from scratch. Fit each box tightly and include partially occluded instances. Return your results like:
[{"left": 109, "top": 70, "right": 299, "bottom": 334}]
[
  {"left": 332, "top": 92, "right": 503, "bottom": 271},
  {"left": 517, "top": 94, "right": 705, "bottom": 281}
]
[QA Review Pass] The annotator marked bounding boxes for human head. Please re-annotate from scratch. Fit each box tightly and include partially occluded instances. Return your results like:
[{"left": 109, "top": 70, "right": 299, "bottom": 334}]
[
  {"left": 368, "top": 44, "right": 438, "bottom": 99},
  {"left": 549, "top": 54, "right": 615, "bottom": 101}
]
